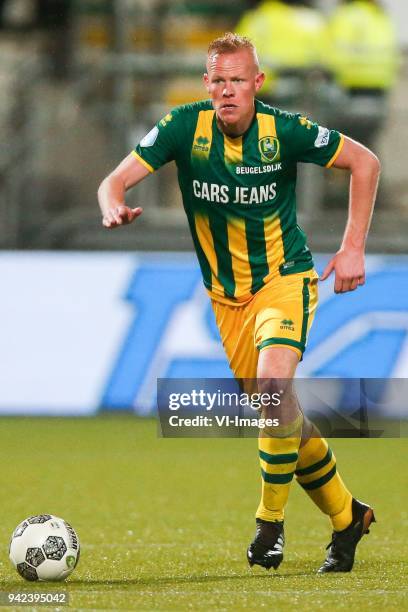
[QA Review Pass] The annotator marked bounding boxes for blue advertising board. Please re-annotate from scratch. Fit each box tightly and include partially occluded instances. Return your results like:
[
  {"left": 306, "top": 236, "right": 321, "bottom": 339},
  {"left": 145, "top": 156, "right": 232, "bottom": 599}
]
[{"left": 101, "top": 255, "right": 408, "bottom": 414}]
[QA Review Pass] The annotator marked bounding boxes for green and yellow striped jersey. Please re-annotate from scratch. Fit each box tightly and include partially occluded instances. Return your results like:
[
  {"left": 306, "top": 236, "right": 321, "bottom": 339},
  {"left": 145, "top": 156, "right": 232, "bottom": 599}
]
[{"left": 134, "top": 99, "right": 344, "bottom": 303}]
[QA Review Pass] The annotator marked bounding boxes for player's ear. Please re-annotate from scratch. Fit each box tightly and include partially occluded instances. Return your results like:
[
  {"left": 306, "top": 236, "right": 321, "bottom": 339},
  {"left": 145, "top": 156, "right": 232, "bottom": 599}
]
[
  {"left": 255, "top": 71, "right": 265, "bottom": 92},
  {"left": 203, "top": 73, "right": 210, "bottom": 92}
]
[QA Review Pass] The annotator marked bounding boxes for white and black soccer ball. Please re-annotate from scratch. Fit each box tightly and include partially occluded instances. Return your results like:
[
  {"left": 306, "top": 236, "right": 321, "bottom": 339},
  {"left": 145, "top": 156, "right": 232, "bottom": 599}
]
[{"left": 9, "top": 515, "right": 80, "bottom": 582}]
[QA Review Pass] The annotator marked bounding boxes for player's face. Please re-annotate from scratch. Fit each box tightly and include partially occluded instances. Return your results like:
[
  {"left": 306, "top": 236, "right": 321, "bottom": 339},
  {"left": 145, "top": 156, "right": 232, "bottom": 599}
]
[{"left": 204, "top": 49, "right": 265, "bottom": 135}]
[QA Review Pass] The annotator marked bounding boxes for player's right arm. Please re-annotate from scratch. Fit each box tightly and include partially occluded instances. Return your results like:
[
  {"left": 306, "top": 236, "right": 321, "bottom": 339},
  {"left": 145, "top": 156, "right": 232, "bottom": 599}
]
[
  {"left": 99, "top": 106, "right": 185, "bottom": 228},
  {"left": 98, "top": 153, "right": 150, "bottom": 229}
]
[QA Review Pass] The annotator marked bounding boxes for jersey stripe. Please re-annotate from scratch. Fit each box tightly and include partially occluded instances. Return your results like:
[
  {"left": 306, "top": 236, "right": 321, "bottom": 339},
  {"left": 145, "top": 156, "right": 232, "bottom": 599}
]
[
  {"left": 241, "top": 131, "right": 270, "bottom": 294},
  {"left": 223, "top": 134, "right": 252, "bottom": 297},
  {"left": 194, "top": 213, "right": 224, "bottom": 295},
  {"left": 264, "top": 212, "right": 285, "bottom": 277},
  {"left": 192, "top": 110, "right": 215, "bottom": 160},
  {"left": 257, "top": 113, "right": 277, "bottom": 138},
  {"left": 226, "top": 216, "right": 252, "bottom": 297},
  {"left": 244, "top": 215, "right": 269, "bottom": 293},
  {"left": 208, "top": 212, "right": 235, "bottom": 298},
  {"left": 257, "top": 114, "right": 285, "bottom": 275},
  {"left": 224, "top": 134, "right": 243, "bottom": 166},
  {"left": 188, "top": 213, "right": 212, "bottom": 290}
]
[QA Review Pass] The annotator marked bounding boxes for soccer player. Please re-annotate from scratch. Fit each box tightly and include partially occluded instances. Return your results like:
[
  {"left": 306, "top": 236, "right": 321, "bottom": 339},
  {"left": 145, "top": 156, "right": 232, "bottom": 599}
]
[{"left": 98, "top": 33, "right": 379, "bottom": 573}]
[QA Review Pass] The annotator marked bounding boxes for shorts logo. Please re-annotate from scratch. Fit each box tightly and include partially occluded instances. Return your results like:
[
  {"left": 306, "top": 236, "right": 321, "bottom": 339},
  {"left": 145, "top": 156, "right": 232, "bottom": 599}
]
[
  {"left": 280, "top": 319, "right": 295, "bottom": 331},
  {"left": 258, "top": 136, "right": 280, "bottom": 163},
  {"left": 193, "top": 136, "right": 210, "bottom": 153}
]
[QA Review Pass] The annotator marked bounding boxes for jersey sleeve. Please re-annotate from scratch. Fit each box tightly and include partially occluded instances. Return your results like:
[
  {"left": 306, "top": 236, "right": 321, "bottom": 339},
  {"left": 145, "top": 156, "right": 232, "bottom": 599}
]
[
  {"left": 282, "top": 114, "right": 344, "bottom": 167},
  {"left": 133, "top": 108, "right": 185, "bottom": 173}
]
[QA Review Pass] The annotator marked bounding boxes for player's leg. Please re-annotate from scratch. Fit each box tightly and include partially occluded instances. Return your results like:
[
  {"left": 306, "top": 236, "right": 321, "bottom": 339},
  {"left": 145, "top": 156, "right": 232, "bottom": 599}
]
[
  {"left": 256, "top": 346, "right": 302, "bottom": 522},
  {"left": 250, "top": 272, "right": 370, "bottom": 533},
  {"left": 251, "top": 271, "right": 317, "bottom": 520},
  {"left": 247, "top": 345, "right": 302, "bottom": 569},
  {"left": 212, "top": 278, "right": 374, "bottom": 572},
  {"left": 296, "top": 425, "right": 353, "bottom": 531},
  {"left": 255, "top": 350, "right": 360, "bottom": 536},
  {"left": 210, "top": 298, "right": 258, "bottom": 383},
  {"left": 246, "top": 271, "right": 317, "bottom": 569},
  {"left": 211, "top": 297, "right": 292, "bottom": 570},
  {"left": 297, "top": 424, "right": 375, "bottom": 573}
]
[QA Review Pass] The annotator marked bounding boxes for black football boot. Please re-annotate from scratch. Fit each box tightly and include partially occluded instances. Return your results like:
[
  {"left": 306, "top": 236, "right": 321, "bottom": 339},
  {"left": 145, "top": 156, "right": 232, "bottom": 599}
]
[
  {"left": 318, "top": 498, "right": 376, "bottom": 573},
  {"left": 247, "top": 518, "right": 284, "bottom": 570}
]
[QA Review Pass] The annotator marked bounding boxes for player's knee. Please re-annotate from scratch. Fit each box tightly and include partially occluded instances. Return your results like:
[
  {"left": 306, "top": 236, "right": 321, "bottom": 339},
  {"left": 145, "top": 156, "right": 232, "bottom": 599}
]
[
  {"left": 257, "top": 346, "right": 299, "bottom": 380},
  {"left": 257, "top": 377, "right": 298, "bottom": 424},
  {"left": 257, "top": 376, "right": 293, "bottom": 400}
]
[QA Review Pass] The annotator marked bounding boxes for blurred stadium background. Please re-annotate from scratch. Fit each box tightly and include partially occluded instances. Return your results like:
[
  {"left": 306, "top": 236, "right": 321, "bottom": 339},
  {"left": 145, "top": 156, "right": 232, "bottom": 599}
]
[{"left": 0, "top": 0, "right": 407, "bottom": 416}]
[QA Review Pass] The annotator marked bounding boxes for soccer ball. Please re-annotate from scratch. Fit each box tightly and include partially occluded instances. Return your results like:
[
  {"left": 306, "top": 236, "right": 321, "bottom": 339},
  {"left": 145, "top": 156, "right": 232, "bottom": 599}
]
[{"left": 9, "top": 515, "right": 80, "bottom": 582}]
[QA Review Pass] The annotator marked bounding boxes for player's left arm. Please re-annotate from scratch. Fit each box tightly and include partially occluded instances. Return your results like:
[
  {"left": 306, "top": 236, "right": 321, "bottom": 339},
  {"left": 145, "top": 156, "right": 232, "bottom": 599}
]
[{"left": 320, "top": 136, "right": 381, "bottom": 293}]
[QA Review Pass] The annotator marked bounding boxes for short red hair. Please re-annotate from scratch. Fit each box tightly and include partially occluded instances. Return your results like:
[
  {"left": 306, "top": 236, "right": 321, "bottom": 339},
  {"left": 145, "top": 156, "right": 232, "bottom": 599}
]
[{"left": 207, "top": 32, "right": 259, "bottom": 68}]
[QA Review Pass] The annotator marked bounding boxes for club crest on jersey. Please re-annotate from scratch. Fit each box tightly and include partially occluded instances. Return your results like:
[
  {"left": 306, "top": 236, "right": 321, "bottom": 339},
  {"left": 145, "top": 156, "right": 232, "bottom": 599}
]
[{"left": 258, "top": 136, "right": 280, "bottom": 163}]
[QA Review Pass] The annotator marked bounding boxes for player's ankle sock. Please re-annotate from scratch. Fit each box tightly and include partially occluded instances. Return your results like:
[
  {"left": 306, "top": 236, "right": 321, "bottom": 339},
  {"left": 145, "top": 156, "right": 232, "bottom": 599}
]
[
  {"left": 256, "top": 415, "right": 303, "bottom": 522},
  {"left": 295, "top": 436, "right": 353, "bottom": 531}
]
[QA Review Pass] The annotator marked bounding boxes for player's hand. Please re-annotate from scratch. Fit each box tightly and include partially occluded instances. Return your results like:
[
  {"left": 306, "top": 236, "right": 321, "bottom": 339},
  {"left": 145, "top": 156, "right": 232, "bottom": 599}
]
[
  {"left": 320, "top": 247, "right": 365, "bottom": 293},
  {"left": 102, "top": 205, "right": 143, "bottom": 228}
]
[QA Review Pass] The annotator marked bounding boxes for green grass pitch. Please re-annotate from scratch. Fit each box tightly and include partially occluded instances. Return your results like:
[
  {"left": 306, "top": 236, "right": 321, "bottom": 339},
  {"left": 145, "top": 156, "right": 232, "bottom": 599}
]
[{"left": 0, "top": 416, "right": 406, "bottom": 610}]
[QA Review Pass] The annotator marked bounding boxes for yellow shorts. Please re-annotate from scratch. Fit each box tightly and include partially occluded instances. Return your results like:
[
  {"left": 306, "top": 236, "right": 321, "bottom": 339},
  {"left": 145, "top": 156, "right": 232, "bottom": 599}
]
[{"left": 211, "top": 270, "right": 319, "bottom": 379}]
